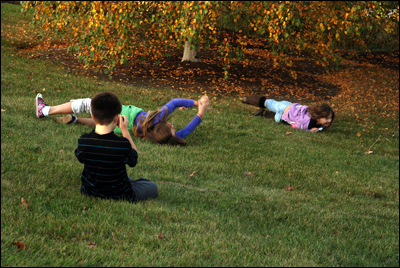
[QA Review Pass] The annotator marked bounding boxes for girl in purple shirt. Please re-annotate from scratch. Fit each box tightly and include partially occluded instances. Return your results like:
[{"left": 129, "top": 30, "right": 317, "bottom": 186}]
[
  {"left": 241, "top": 95, "right": 334, "bottom": 132},
  {"left": 36, "top": 93, "right": 209, "bottom": 146}
]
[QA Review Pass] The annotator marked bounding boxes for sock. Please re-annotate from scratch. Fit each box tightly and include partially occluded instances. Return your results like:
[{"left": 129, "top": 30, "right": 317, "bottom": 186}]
[
  {"left": 42, "top": 106, "right": 50, "bottom": 116},
  {"left": 69, "top": 115, "right": 78, "bottom": 124},
  {"left": 259, "top": 97, "right": 267, "bottom": 108}
]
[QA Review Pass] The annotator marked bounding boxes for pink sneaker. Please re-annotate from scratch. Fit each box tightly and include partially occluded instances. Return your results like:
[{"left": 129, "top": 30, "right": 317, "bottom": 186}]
[{"left": 35, "top": 93, "right": 47, "bottom": 118}]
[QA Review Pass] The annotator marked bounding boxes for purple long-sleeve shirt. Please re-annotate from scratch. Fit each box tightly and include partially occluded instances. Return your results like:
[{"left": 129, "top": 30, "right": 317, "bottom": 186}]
[
  {"left": 281, "top": 103, "right": 312, "bottom": 131},
  {"left": 134, "top": 99, "right": 202, "bottom": 139}
]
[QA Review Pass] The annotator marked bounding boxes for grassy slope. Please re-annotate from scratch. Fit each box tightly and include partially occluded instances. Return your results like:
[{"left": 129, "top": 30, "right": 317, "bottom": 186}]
[{"left": 1, "top": 3, "right": 399, "bottom": 267}]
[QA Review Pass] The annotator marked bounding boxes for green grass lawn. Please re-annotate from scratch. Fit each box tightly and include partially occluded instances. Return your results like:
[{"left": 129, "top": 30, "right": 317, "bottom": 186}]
[{"left": 1, "top": 3, "right": 399, "bottom": 266}]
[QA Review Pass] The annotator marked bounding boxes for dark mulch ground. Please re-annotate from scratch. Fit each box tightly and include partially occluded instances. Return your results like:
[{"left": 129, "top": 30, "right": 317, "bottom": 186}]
[
  {"left": 25, "top": 45, "right": 397, "bottom": 103},
  {"left": 9, "top": 1, "right": 398, "bottom": 103}
]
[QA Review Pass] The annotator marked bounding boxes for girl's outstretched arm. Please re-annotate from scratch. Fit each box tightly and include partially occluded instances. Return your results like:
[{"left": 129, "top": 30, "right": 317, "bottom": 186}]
[
  {"left": 162, "top": 99, "right": 196, "bottom": 116},
  {"left": 175, "top": 116, "right": 202, "bottom": 139},
  {"left": 175, "top": 96, "right": 209, "bottom": 139}
]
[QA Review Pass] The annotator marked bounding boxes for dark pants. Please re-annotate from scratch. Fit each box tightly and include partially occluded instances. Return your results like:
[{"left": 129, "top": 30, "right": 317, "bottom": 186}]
[
  {"left": 81, "top": 177, "right": 158, "bottom": 203},
  {"left": 129, "top": 177, "right": 158, "bottom": 202}
]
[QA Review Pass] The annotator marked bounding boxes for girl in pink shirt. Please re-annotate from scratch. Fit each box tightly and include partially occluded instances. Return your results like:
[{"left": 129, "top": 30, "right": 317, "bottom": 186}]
[{"left": 241, "top": 95, "right": 334, "bottom": 132}]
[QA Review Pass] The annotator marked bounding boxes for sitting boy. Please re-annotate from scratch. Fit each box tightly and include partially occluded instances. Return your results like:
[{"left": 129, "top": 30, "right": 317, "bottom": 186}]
[{"left": 74, "top": 91, "right": 158, "bottom": 202}]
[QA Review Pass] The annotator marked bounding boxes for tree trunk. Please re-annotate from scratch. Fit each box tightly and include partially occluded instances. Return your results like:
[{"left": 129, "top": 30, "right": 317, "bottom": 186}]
[{"left": 182, "top": 41, "right": 201, "bottom": 62}]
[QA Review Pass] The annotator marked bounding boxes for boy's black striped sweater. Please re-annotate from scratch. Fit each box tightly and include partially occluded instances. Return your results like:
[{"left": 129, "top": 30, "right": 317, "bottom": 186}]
[{"left": 75, "top": 130, "right": 138, "bottom": 201}]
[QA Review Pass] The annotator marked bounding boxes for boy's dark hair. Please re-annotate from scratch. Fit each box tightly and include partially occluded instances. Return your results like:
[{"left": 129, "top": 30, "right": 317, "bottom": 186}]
[{"left": 91, "top": 91, "right": 122, "bottom": 125}]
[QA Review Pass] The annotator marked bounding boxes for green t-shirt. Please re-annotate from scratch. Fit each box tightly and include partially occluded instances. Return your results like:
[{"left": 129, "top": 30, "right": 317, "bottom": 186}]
[{"left": 114, "top": 104, "right": 143, "bottom": 135}]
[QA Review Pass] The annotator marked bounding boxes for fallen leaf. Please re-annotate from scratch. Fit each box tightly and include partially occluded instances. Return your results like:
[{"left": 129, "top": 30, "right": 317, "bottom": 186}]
[
  {"left": 152, "top": 97, "right": 156, "bottom": 101},
  {"left": 243, "top": 171, "right": 254, "bottom": 176},
  {"left": 88, "top": 242, "right": 97, "bottom": 248},
  {"left": 286, "top": 132, "right": 292, "bottom": 135},
  {"left": 357, "top": 132, "right": 361, "bottom": 137},
  {"left": 21, "top": 198, "right": 30, "bottom": 208},
  {"left": 158, "top": 233, "right": 164, "bottom": 239},
  {"left": 365, "top": 150, "right": 373, "bottom": 154},
  {"left": 179, "top": 107, "right": 186, "bottom": 110},
  {"left": 1, "top": 109, "right": 5, "bottom": 112},
  {"left": 189, "top": 171, "right": 196, "bottom": 177},
  {"left": 12, "top": 241, "right": 25, "bottom": 250},
  {"left": 285, "top": 186, "right": 293, "bottom": 191},
  {"left": 59, "top": 149, "right": 64, "bottom": 153}
]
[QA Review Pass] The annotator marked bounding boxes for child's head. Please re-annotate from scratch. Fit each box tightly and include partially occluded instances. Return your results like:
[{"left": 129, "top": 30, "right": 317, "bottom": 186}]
[
  {"left": 91, "top": 91, "right": 122, "bottom": 125},
  {"left": 307, "top": 104, "right": 335, "bottom": 129},
  {"left": 133, "top": 109, "right": 187, "bottom": 146},
  {"left": 146, "top": 122, "right": 187, "bottom": 146}
]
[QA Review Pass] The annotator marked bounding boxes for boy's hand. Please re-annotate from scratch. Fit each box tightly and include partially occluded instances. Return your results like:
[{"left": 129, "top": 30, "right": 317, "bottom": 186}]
[
  {"left": 118, "top": 115, "right": 137, "bottom": 151},
  {"left": 119, "top": 115, "right": 129, "bottom": 131}
]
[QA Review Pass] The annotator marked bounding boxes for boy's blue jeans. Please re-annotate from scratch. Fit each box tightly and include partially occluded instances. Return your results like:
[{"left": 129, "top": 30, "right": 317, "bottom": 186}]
[
  {"left": 81, "top": 177, "right": 158, "bottom": 203},
  {"left": 129, "top": 177, "right": 158, "bottom": 202},
  {"left": 265, "top": 99, "right": 292, "bottom": 122}
]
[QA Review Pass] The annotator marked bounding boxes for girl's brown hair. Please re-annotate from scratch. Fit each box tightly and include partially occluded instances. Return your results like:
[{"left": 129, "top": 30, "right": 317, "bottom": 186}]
[
  {"left": 307, "top": 104, "right": 335, "bottom": 129},
  {"left": 132, "top": 108, "right": 187, "bottom": 146}
]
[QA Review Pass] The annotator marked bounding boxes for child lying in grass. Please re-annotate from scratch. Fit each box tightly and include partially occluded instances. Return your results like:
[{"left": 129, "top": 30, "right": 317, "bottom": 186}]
[
  {"left": 241, "top": 95, "right": 334, "bottom": 132},
  {"left": 36, "top": 93, "right": 209, "bottom": 146}
]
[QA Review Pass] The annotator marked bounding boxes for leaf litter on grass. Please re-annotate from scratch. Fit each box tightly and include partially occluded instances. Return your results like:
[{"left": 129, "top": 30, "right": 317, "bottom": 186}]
[
  {"left": 21, "top": 198, "right": 30, "bottom": 208},
  {"left": 12, "top": 241, "right": 26, "bottom": 250}
]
